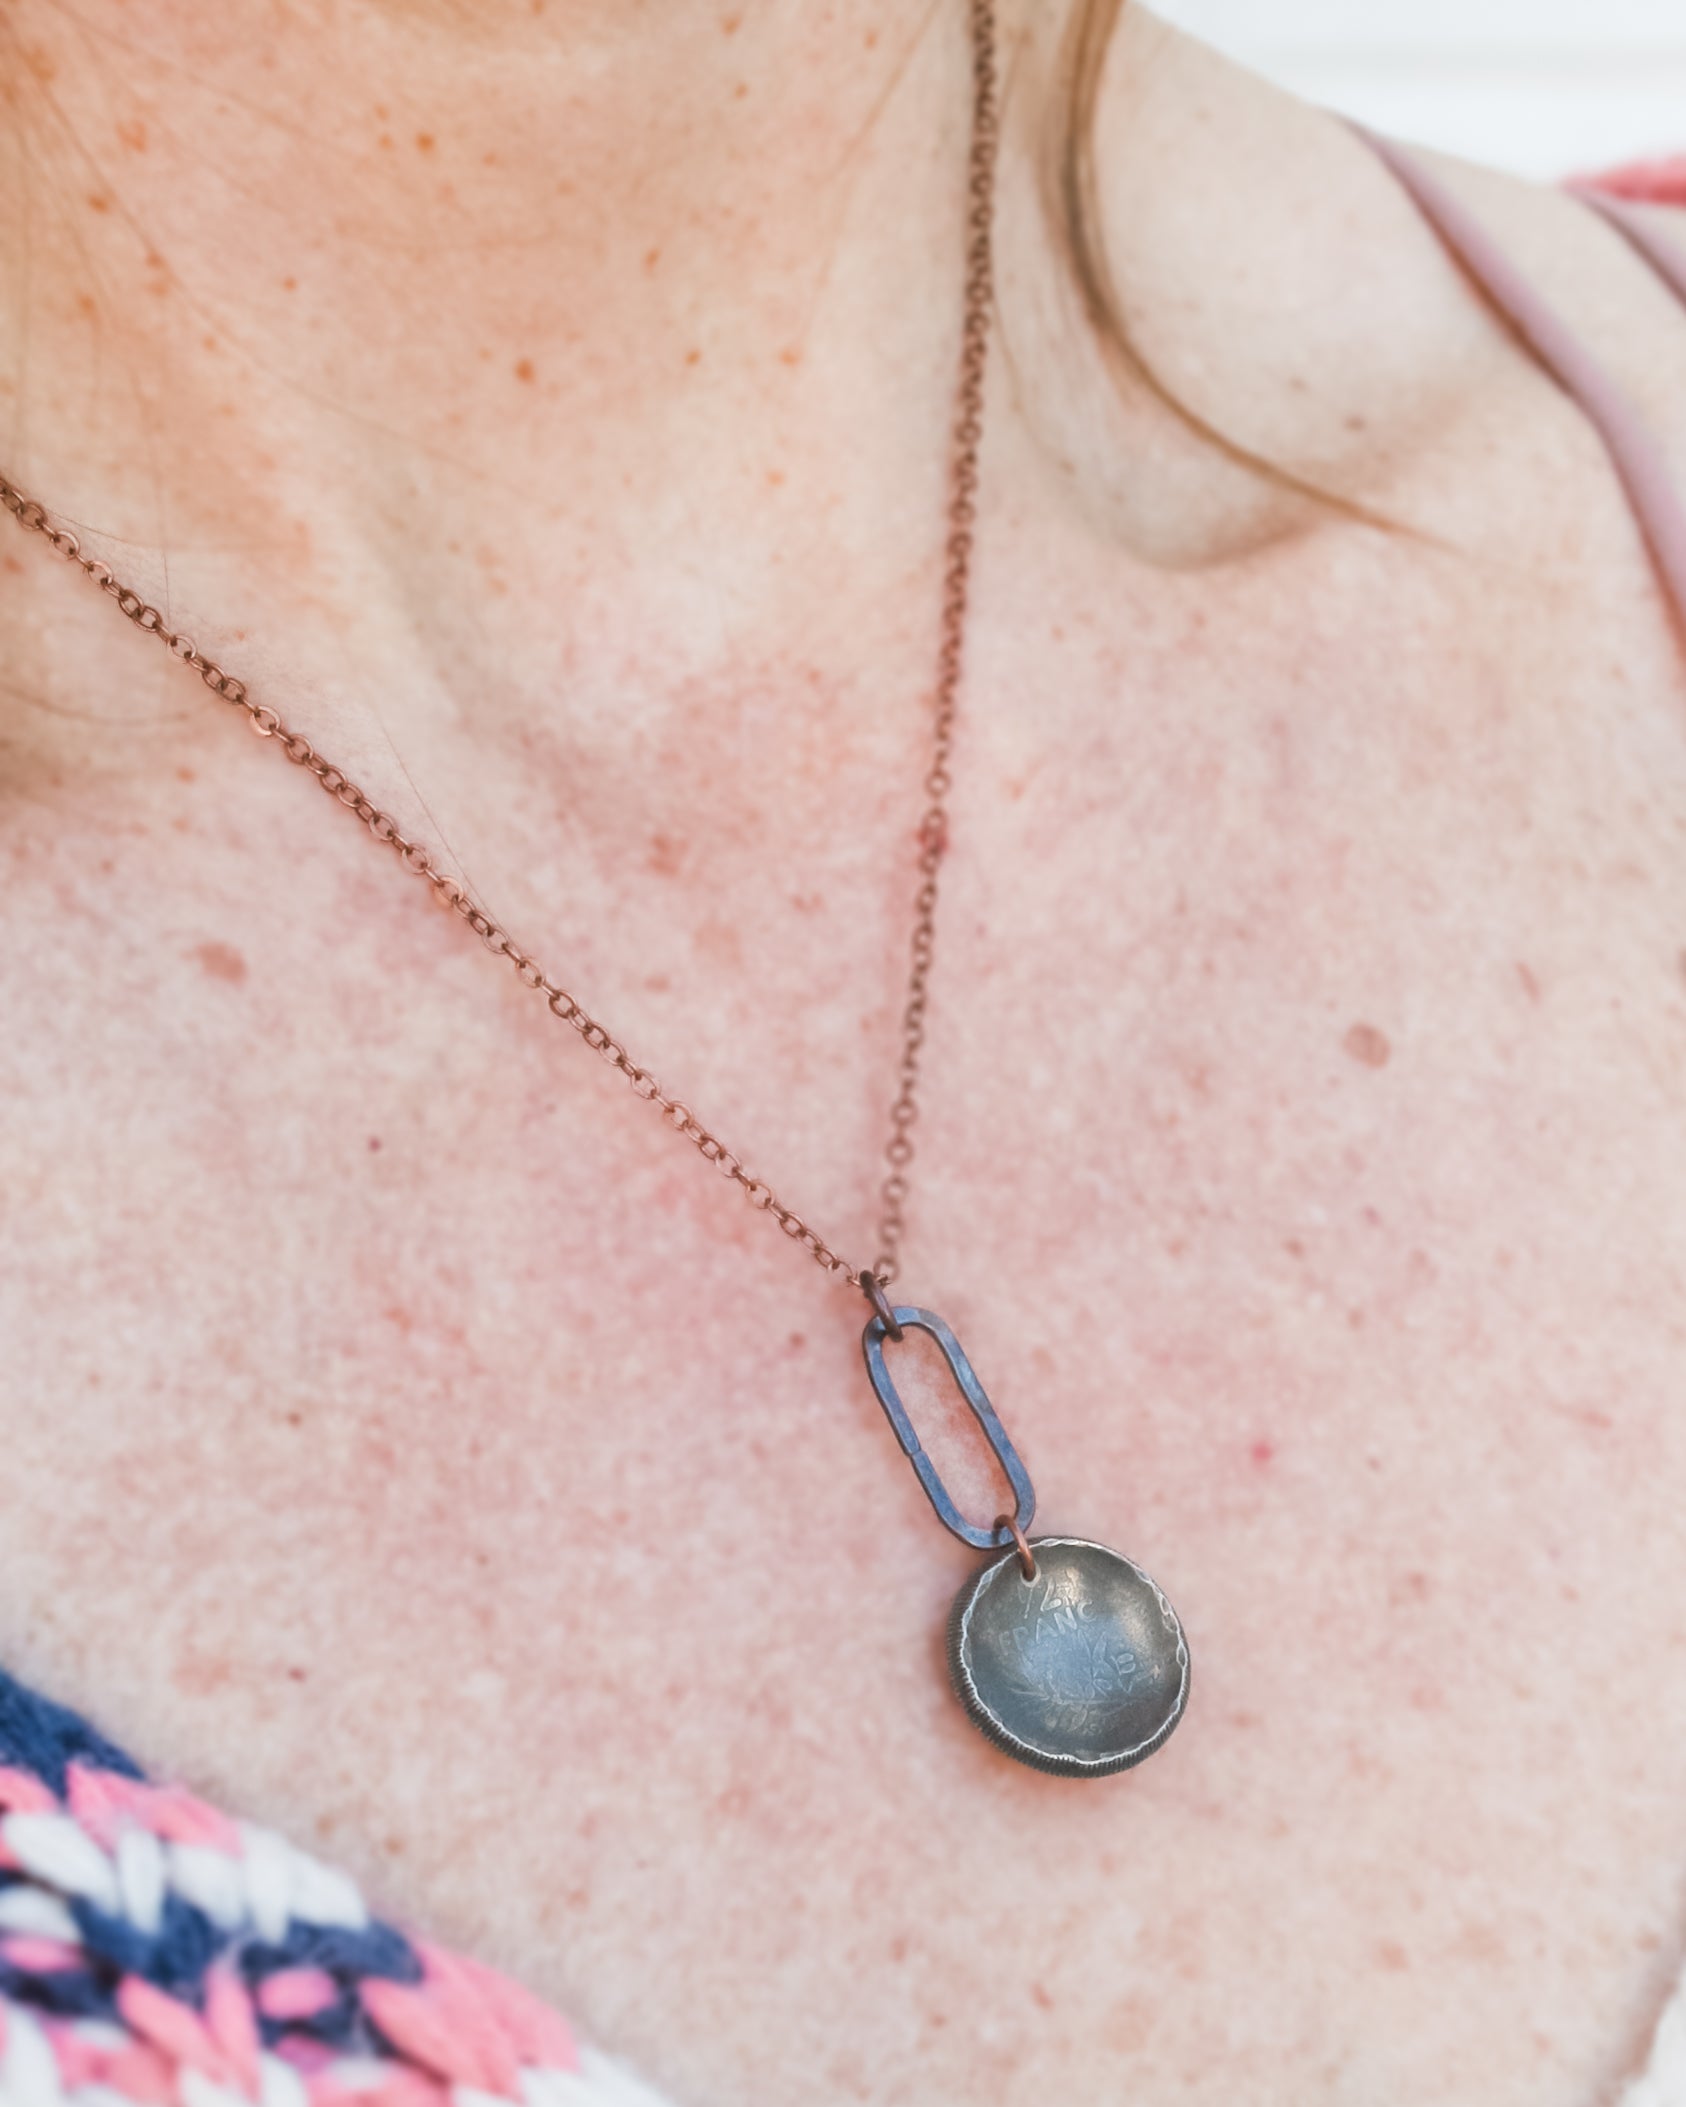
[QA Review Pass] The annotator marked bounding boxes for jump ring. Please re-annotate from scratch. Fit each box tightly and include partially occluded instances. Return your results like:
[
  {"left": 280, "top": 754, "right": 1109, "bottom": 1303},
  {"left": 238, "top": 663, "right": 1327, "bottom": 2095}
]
[
  {"left": 994, "top": 1514, "right": 1038, "bottom": 1582},
  {"left": 858, "top": 1270, "right": 904, "bottom": 1342}
]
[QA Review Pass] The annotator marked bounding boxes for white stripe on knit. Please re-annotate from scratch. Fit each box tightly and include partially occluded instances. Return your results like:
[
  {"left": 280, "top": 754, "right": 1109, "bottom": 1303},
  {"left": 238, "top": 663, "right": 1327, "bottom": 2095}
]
[
  {"left": 1, "top": 1818, "right": 119, "bottom": 1917},
  {"left": 235, "top": 1826, "right": 295, "bottom": 1946},
  {"left": 517, "top": 2075, "right": 577, "bottom": 2107},
  {"left": 62, "top": 2029, "right": 128, "bottom": 2056},
  {"left": 230, "top": 1823, "right": 368, "bottom": 1940},
  {"left": 0, "top": 1890, "right": 80, "bottom": 1943},
  {"left": 282, "top": 1851, "right": 366, "bottom": 1932},
  {"left": 456, "top": 2053, "right": 682, "bottom": 2107},
  {"left": 255, "top": 2053, "right": 309, "bottom": 2107},
  {"left": 114, "top": 1828, "right": 166, "bottom": 1938},
  {"left": 163, "top": 1845, "right": 245, "bottom": 1931},
  {"left": 566, "top": 2050, "right": 683, "bottom": 2107},
  {"left": 5, "top": 1808, "right": 361, "bottom": 1947},
  {"left": 0, "top": 2004, "right": 63, "bottom": 2107},
  {"left": 178, "top": 2069, "right": 250, "bottom": 2107},
  {"left": 313, "top": 2061, "right": 387, "bottom": 2095}
]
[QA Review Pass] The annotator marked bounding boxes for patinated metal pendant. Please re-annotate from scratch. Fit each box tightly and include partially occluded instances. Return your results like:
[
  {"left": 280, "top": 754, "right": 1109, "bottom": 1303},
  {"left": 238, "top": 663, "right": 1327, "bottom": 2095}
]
[
  {"left": 860, "top": 1288, "right": 1190, "bottom": 1777},
  {"left": 948, "top": 1536, "right": 1188, "bottom": 1775}
]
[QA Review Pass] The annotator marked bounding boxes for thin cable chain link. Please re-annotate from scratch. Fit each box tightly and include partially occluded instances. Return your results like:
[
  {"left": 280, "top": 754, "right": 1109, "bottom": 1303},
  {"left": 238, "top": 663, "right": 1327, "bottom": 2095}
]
[
  {"left": 0, "top": 490, "right": 856, "bottom": 1270},
  {"left": 0, "top": 0, "right": 1000, "bottom": 1300},
  {"left": 871, "top": 0, "right": 998, "bottom": 1290}
]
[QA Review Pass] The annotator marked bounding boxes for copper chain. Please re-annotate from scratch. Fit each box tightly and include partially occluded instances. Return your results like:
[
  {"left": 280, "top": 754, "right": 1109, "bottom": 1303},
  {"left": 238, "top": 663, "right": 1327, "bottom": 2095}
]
[
  {"left": 870, "top": 1, "right": 999, "bottom": 1288},
  {"left": 0, "top": 0, "right": 1000, "bottom": 1302}
]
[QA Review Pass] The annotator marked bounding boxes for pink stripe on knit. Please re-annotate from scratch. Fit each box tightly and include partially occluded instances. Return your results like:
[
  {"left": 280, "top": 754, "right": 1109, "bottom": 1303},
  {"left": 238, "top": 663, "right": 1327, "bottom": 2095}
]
[
  {"left": 147, "top": 1787, "right": 245, "bottom": 1851},
  {"left": 43, "top": 2029, "right": 178, "bottom": 2107},
  {"left": 68, "top": 1764, "right": 243, "bottom": 1853},
  {"left": 0, "top": 1768, "right": 60, "bottom": 1818},
  {"left": 45, "top": 2022, "right": 172, "bottom": 2102},
  {"left": 445, "top": 1947, "right": 580, "bottom": 2074},
  {"left": 205, "top": 1964, "right": 263, "bottom": 2093},
  {"left": 65, "top": 1764, "right": 141, "bottom": 1848},
  {"left": 273, "top": 2034, "right": 339, "bottom": 2074},
  {"left": 258, "top": 1967, "right": 341, "bottom": 2021},
  {"left": 1355, "top": 127, "right": 1686, "bottom": 641},
  {"left": 100, "top": 2041, "right": 183, "bottom": 2107},
  {"left": 0, "top": 1936, "right": 81, "bottom": 1973},
  {"left": 41, "top": 2024, "right": 103, "bottom": 2090},
  {"left": 360, "top": 1946, "right": 523, "bottom": 2098},
  {"left": 117, "top": 1976, "right": 235, "bottom": 2083},
  {"left": 308, "top": 2065, "right": 452, "bottom": 2107}
]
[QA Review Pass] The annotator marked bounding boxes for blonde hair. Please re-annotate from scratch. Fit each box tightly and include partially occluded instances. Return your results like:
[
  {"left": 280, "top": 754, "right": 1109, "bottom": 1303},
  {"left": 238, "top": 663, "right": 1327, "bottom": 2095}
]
[{"left": 1051, "top": 0, "right": 1371, "bottom": 517}]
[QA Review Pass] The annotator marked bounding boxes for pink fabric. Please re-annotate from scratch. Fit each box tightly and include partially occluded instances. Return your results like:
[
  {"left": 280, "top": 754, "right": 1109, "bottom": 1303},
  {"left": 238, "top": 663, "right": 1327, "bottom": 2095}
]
[
  {"left": 1355, "top": 126, "right": 1686, "bottom": 641},
  {"left": 256, "top": 1967, "right": 342, "bottom": 2020},
  {"left": 1574, "top": 189, "right": 1686, "bottom": 310},
  {"left": 1583, "top": 156, "right": 1686, "bottom": 207},
  {"left": 0, "top": 1936, "right": 81, "bottom": 1972},
  {"left": 67, "top": 1760, "right": 244, "bottom": 1853}
]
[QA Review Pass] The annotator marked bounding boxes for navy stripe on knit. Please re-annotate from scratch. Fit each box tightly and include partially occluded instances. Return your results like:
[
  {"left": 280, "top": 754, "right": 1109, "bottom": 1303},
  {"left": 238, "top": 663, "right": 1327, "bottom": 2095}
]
[{"left": 0, "top": 1665, "right": 144, "bottom": 1793}]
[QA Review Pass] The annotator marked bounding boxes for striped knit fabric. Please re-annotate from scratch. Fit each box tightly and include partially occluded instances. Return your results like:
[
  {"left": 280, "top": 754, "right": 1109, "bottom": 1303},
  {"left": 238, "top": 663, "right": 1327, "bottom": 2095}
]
[
  {"left": 1, "top": 1647, "right": 1682, "bottom": 2105},
  {"left": 0, "top": 1672, "right": 675, "bottom": 2107}
]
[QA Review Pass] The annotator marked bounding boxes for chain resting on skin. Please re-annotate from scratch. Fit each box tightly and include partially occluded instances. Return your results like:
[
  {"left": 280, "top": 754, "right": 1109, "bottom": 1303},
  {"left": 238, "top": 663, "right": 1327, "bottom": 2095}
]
[
  {"left": 0, "top": 0, "right": 1000, "bottom": 1304},
  {"left": 870, "top": 0, "right": 999, "bottom": 1291}
]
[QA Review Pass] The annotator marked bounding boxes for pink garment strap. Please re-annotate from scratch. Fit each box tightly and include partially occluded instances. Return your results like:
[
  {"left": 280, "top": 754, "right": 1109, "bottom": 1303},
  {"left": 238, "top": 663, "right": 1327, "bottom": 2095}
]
[
  {"left": 1572, "top": 187, "right": 1686, "bottom": 309},
  {"left": 1582, "top": 155, "right": 1686, "bottom": 209},
  {"left": 1353, "top": 125, "right": 1686, "bottom": 640}
]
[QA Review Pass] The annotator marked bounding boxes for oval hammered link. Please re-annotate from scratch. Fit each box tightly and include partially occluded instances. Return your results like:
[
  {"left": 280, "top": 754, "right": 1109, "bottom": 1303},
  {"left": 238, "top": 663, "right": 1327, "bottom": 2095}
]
[{"left": 0, "top": 0, "right": 999, "bottom": 1300}]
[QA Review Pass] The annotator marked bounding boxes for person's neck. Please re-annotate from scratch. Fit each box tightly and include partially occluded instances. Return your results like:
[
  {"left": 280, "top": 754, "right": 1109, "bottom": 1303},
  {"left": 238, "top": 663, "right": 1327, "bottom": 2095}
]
[
  {"left": 0, "top": 4, "right": 1476, "bottom": 799},
  {"left": 1, "top": 0, "right": 989, "bottom": 678},
  {"left": 2, "top": 0, "right": 944, "bottom": 438}
]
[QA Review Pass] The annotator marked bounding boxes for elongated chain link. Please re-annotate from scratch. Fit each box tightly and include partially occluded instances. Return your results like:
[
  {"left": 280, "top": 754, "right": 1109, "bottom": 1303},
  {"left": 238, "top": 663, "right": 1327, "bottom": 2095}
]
[{"left": 0, "top": 0, "right": 1000, "bottom": 1299}]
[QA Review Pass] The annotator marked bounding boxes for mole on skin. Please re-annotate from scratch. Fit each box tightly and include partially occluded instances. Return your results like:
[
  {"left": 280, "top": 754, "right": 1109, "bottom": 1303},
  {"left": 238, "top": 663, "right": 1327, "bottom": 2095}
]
[
  {"left": 192, "top": 941, "right": 248, "bottom": 986},
  {"left": 1342, "top": 1021, "right": 1391, "bottom": 1068}
]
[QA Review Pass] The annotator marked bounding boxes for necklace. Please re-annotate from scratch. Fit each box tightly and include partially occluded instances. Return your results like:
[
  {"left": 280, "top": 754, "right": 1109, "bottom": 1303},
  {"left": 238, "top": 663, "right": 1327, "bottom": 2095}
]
[{"left": 0, "top": 0, "right": 1188, "bottom": 1779}]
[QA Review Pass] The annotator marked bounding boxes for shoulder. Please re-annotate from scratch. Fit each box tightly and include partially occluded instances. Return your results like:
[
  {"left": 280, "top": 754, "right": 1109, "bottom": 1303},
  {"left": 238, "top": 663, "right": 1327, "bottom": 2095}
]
[
  {"left": 1395, "top": 148, "right": 1686, "bottom": 482},
  {"left": 1002, "top": 9, "right": 1686, "bottom": 565}
]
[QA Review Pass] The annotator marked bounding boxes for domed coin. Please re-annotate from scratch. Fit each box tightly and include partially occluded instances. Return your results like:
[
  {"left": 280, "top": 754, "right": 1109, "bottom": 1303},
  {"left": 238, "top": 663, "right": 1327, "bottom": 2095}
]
[{"left": 947, "top": 1536, "right": 1190, "bottom": 1777}]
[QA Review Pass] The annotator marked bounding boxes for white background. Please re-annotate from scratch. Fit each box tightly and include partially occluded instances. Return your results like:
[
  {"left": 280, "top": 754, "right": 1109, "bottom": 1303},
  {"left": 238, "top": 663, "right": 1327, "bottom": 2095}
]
[{"left": 1145, "top": 0, "right": 1686, "bottom": 178}]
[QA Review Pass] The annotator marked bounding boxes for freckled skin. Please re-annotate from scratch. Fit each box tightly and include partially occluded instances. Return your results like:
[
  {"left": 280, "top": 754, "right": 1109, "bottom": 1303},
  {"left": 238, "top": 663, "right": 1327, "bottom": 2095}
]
[{"left": 2, "top": 9, "right": 1686, "bottom": 2107}]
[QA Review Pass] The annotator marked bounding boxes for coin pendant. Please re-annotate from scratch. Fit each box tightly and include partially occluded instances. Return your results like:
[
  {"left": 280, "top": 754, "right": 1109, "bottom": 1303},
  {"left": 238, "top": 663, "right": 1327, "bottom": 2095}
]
[{"left": 947, "top": 1536, "right": 1190, "bottom": 1777}]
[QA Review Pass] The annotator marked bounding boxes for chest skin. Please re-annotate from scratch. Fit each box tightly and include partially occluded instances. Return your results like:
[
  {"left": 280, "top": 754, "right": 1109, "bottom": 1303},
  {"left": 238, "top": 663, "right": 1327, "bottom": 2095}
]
[{"left": 5, "top": 394, "right": 1686, "bottom": 2107}]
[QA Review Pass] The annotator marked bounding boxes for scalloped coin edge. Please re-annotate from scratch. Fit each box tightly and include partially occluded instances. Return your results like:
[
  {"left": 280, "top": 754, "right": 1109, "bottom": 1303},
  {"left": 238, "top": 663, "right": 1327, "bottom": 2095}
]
[{"left": 946, "top": 1535, "right": 1191, "bottom": 1778}]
